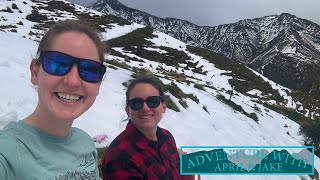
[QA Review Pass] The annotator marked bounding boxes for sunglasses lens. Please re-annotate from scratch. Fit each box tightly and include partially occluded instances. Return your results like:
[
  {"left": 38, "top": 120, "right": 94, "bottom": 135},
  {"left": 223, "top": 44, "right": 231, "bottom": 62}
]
[
  {"left": 128, "top": 96, "right": 162, "bottom": 111},
  {"left": 79, "top": 60, "right": 106, "bottom": 83},
  {"left": 42, "top": 52, "right": 72, "bottom": 76},
  {"left": 40, "top": 51, "right": 106, "bottom": 83},
  {"left": 128, "top": 98, "right": 144, "bottom": 111},
  {"left": 146, "top": 96, "right": 161, "bottom": 108}
]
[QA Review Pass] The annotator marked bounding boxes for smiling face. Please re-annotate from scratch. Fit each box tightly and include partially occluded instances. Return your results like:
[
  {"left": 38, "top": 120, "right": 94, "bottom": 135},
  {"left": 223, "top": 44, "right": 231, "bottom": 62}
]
[
  {"left": 30, "top": 31, "right": 102, "bottom": 123},
  {"left": 126, "top": 83, "right": 166, "bottom": 134}
]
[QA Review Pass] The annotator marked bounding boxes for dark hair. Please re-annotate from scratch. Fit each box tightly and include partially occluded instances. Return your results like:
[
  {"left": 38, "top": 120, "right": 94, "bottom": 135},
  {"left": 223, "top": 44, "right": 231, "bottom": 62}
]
[
  {"left": 36, "top": 19, "right": 106, "bottom": 63},
  {"left": 125, "top": 77, "right": 165, "bottom": 105}
]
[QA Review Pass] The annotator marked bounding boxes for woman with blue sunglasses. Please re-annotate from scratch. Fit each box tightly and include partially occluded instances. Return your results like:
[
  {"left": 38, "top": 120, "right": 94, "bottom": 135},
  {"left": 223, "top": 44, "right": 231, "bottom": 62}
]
[
  {"left": 0, "top": 20, "right": 106, "bottom": 180},
  {"left": 102, "top": 77, "right": 195, "bottom": 180}
]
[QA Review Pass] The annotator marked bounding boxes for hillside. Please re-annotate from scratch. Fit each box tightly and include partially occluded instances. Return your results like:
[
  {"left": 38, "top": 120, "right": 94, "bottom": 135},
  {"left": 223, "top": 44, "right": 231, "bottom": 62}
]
[
  {"left": 92, "top": 0, "right": 320, "bottom": 106},
  {"left": 0, "top": 0, "right": 319, "bottom": 179}
]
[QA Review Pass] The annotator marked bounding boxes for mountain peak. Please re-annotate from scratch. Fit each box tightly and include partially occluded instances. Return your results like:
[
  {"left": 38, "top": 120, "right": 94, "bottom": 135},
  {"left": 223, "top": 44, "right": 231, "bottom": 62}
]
[
  {"left": 277, "top": 13, "right": 298, "bottom": 22},
  {"left": 97, "top": 0, "right": 122, "bottom": 5},
  {"left": 279, "top": 12, "right": 296, "bottom": 18}
]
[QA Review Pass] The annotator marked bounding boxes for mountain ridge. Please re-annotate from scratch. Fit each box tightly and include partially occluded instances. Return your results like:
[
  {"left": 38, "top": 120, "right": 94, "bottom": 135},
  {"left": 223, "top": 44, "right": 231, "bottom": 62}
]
[{"left": 91, "top": 0, "right": 320, "bottom": 95}]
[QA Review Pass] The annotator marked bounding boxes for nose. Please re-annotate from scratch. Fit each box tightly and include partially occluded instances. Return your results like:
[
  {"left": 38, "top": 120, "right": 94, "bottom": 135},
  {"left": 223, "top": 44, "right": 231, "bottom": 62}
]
[
  {"left": 63, "top": 65, "right": 81, "bottom": 88},
  {"left": 140, "top": 101, "right": 151, "bottom": 112}
]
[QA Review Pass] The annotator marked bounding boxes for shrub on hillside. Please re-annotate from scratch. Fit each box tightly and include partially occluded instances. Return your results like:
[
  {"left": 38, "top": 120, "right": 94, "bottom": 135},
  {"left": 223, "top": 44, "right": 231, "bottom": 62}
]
[
  {"left": 110, "top": 49, "right": 126, "bottom": 58},
  {"left": 107, "top": 27, "right": 156, "bottom": 47},
  {"left": 164, "top": 95, "right": 180, "bottom": 112},
  {"left": 164, "top": 71, "right": 187, "bottom": 82},
  {"left": 2, "top": 7, "right": 13, "bottom": 13},
  {"left": 106, "top": 60, "right": 130, "bottom": 70},
  {"left": 194, "top": 83, "right": 205, "bottom": 91},
  {"left": 263, "top": 103, "right": 305, "bottom": 122},
  {"left": 97, "top": 147, "right": 107, "bottom": 178},
  {"left": 217, "top": 94, "right": 259, "bottom": 122},
  {"left": 11, "top": 3, "right": 18, "bottom": 10},
  {"left": 26, "top": 10, "right": 48, "bottom": 23},
  {"left": 164, "top": 82, "right": 187, "bottom": 100},
  {"left": 42, "top": 1, "right": 75, "bottom": 13},
  {"left": 0, "top": 25, "right": 17, "bottom": 29},
  {"left": 248, "top": 112, "right": 258, "bottom": 122},
  {"left": 179, "top": 99, "right": 188, "bottom": 109},
  {"left": 291, "top": 90, "right": 320, "bottom": 120},
  {"left": 76, "top": 13, "right": 130, "bottom": 32},
  {"left": 203, "top": 105, "right": 209, "bottom": 114},
  {"left": 128, "top": 46, "right": 189, "bottom": 66},
  {"left": 299, "top": 121, "right": 320, "bottom": 156},
  {"left": 263, "top": 102, "right": 320, "bottom": 153},
  {"left": 17, "top": 21, "right": 23, "bottom": 25},
  {"left": 192, "top": 67, "right": 207, "bottom": 75},
  {"left": 186, "top": 93, "right": 199, "bottom": 104}
]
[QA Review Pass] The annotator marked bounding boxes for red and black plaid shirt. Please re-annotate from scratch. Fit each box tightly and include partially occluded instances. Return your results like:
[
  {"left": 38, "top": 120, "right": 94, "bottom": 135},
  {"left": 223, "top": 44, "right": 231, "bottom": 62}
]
[{"left": 102, "top": 120, "right": 187, "bottom": 180}]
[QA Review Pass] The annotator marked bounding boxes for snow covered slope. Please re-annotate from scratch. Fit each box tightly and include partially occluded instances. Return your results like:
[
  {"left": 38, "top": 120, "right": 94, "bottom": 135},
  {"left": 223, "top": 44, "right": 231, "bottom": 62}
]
[{"left": 0, "top": 1, "right": 319, "bottom": 179}]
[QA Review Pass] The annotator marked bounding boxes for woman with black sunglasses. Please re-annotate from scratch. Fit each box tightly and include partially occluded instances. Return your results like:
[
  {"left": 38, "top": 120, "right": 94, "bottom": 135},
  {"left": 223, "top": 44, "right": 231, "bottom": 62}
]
[
  {"left": 102, "top": 77, "right": 195, "bottom": 180},
  {"left": 0, "top": 20, "right": 106, "bottom": 180}
]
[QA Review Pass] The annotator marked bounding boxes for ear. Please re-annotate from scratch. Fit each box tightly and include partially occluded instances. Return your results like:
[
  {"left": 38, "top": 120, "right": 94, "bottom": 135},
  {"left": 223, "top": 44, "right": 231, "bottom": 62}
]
[
  {"left": 30, "top": 59, "right": 40, "bottom": 85},
  {"left": 125, "top": 106, "right": 130, "bottom": 117},
  {"left": 96, "top": 82, "right": 102, "bottom": 96},
  {"left": 162, "top": 101, "right": 167, "bottom": 113}
]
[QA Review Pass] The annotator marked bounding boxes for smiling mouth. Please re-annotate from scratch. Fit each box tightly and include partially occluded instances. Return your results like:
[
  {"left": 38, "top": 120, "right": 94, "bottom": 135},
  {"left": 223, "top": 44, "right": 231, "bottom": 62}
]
[
  {"left": 140, "top": 115, "right": 154, "bottom": 119},
  {"left": 56, "top": 92, "right": 82, "bottom": 103}
]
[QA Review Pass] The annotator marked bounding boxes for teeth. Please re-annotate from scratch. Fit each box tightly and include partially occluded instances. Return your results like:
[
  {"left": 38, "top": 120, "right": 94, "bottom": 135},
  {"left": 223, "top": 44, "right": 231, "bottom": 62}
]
[
  {"left": 57, "top": 93, "right": 80, "bottom": 102},
  {"left": 141, "top": 115, "right": 153, "bottom": 119}
]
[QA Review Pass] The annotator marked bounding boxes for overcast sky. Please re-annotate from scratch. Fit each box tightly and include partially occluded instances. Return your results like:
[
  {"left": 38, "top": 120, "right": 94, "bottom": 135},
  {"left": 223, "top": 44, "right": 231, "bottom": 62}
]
[{"left": 72, "top": 0, "right": 320, "bottom": 26}]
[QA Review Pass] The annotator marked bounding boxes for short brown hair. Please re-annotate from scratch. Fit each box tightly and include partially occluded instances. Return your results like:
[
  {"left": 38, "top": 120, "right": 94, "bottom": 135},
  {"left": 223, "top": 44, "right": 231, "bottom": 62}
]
[
  {"left": 125, "top": 77, "right": 165, "bottom": 105},
  {"left": 37, "top": 19, "right": 106, "bottom": 63}
]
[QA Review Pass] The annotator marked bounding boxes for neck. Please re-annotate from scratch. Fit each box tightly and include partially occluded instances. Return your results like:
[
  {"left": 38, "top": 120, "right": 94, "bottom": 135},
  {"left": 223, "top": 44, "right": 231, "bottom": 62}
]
[
  {"left": 140, "top": 127, "right": 158, "bottom": 141},
  {"left": 24, "top": 110, "right": 73, "bottom": 137}
]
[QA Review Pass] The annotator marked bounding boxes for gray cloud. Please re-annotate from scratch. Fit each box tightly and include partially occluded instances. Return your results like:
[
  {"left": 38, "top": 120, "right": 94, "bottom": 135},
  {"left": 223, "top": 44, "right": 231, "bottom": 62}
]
[{"left": 69, "top": 0, "right": 320, "bottom": 26}]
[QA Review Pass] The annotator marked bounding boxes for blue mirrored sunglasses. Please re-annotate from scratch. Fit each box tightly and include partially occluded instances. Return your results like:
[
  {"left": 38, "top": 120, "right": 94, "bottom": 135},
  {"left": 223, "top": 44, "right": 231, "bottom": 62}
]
[{"left": 37, "top": 51, "right": 106, "bottom": 83}]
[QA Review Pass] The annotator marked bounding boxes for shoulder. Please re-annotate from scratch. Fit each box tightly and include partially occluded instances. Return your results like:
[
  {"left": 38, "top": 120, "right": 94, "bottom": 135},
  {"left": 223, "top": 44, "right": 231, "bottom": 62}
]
[
  {"left": 0, "top": 130, "right": 20, "bottom": 171},
  {"left": 1, "top": 121, "right": 19, "bottom": 136},
  {"left": 70, "top": 127, "right": 97, "bottom": 153},
  {"left": 71, "top": 127, "right": 92, "bottom": 138},
  {"left": 0, "top": 122, "right": 20, "bottom": 153},
  {"left": 107, "top": 130, "right": 130, "bottom": 150},
  {"left": 71, "top": 127, "right": 95, "bottom": 144},
  {"left": 0, "top": 130, "right": 17, "bottom": 153},
  {"left": 102, "top": 130, "right": 133, "bottom": 164},
  {"left": 159, "top": 127, "right": 175, "bottom": 140}
]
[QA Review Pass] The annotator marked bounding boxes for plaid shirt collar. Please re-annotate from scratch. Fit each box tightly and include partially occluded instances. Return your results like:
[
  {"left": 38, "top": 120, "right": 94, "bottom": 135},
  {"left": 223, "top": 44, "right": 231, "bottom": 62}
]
[{"left": 125, "top": 120, "right": 166, "bottom": 151}]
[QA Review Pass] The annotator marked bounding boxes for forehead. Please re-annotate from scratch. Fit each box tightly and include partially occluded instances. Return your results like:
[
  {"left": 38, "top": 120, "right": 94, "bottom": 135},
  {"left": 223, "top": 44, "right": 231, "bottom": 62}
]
[
  {"left": 129, "top": 83, "right": 160, "bottom": 98},
  {"left": 48, "top": 31, "right": 100, "bottom": 62}
]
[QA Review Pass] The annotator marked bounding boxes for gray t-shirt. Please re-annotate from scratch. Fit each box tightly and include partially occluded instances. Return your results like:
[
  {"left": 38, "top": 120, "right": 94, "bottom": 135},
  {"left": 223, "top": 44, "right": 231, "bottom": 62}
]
[{"left": 0, "top": 120, "right": 99, "bottom": 180}]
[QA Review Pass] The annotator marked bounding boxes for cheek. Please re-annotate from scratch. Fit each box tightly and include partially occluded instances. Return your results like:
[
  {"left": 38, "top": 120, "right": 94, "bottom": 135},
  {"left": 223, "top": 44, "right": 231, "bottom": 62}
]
[
  {"left": 155, "top": 112, "right": 163, "bottom": 119},
  {"left": 155, "top": 108, "right": 164, "bottom": 118},
  {"left": 85, "top": 84, "right": 101, "bottom": 96},
  {"left": 37, "top": 72, "right": 57, "bottom": 89},
  {"left": 128, "top": 110, "right": 140, "bottom": 119},
  {"left": 128, "top": 110, "right": 136, "bottom": 117}
]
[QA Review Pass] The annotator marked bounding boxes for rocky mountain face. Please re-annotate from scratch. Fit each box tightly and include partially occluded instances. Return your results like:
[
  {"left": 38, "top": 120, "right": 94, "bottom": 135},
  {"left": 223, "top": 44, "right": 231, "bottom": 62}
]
[{"left": 92, "top": 0, "right": 320, "bottom": 95}]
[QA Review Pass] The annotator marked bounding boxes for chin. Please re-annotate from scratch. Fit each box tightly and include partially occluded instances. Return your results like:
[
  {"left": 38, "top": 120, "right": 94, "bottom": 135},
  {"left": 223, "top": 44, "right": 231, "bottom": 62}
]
[
  {"left": 56, "top": 112, "right": 81, "bottom": 122},
  {"left": 141, "top": 121, "right": 158, "bottom": 129}
]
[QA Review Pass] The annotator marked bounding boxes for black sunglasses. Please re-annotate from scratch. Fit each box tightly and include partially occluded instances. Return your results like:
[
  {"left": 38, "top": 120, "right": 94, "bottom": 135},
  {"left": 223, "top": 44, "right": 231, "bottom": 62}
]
[
  {"left": 127, "top": 96, "right": 164, "bottom": 111},
  {"left": 37, "top": 51, "right": 106, "bottom": 83}
]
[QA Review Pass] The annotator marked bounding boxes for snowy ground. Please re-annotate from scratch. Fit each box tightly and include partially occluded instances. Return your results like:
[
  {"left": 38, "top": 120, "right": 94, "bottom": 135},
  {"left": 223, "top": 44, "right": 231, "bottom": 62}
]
[{"left": 0, "top": 30, "right": 318, "bottom": 180}]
